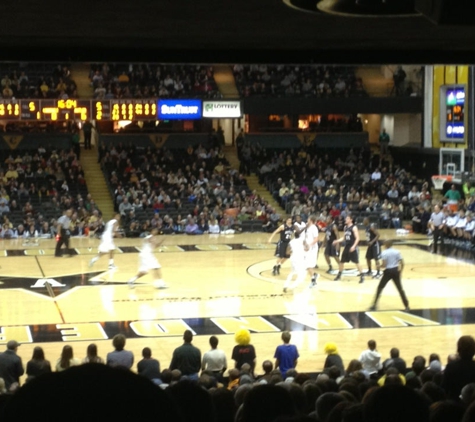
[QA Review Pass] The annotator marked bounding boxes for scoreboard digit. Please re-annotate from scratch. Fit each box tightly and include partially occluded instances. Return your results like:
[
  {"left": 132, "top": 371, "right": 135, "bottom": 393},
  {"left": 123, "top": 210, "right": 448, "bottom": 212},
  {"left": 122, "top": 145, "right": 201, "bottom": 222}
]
[
  {"left": 1, "top": 98, "right": 160, "bottom": 121},
  {"left": 0, "top": 99, "right": 20, "bottom": 119},
  {"left": 93, "top": 100, "right": 111, "bottom": 121},
  {"left": 20, "top": 99, "right": 41, "bottom": 120}
]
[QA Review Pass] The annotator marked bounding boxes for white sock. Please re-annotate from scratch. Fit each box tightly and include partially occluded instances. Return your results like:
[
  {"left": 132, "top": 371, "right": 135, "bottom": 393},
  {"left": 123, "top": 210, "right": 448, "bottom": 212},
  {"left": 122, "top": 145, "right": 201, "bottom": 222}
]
[
  {"left": 109, "top": 259, "right": 114, "bottom": 265},
  {"left": 128, "top": 276, "right": 138, "bottom": 284}
]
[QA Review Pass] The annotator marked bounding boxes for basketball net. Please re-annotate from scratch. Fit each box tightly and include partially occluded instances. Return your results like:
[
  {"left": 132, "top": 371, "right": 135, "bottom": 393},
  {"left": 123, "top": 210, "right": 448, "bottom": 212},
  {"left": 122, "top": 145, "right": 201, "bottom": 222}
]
[{"left": 431, "top": 176, "right": 448, "bottom": 190}]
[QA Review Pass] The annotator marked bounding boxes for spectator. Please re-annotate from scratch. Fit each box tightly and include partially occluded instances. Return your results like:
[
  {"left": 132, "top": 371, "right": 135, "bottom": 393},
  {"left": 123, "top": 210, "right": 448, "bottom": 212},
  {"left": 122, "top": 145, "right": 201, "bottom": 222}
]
[
  {"left": 364, "top": 384, "right": 429, "bottom": 422},
  {"left": 382, "top": 347, "right": 407, "bottom": 375},
  {"left": 274, "top": 331, "right": 299, "bottom": 378},
  {"left": 442, "top": 335, "right": 475, "bottom": 401},
  {"left": 185, "top": 216, "right": 200, "bottom": 234},
  {"left": 256, "top": 360, "right": 274, "bottom": 383},
  {"left": 239, "top": 384, "right": 296, "bottom": 422},
  {"left": 201, "top": 335, "right": 227, "bottom": 380},
  {"left": 1, "top": 363, "right": 183, "bottom": 421},
  {"left": 0, "top": 340, "right": 24, "bottom": 391},
  {"left": 209, "top": 217, "right": 220, "bottom": 234},
  {"left": 371, "top": 168, "right": 382, "bottom": 181},
  {"left": 323, "top": 342, "right": 345, "bottom": 377},
  {"left": 82, "top": 343, "right": 104, "bottom": 364},
  {"left": 137, "top": 347, "right": 161, "bottom": 384},
  {"left": 106, "top": 334, "right": 134, "bottom": 370},
  {"left": 406, "top": 355, "right": 427, "bottom": 381},
  {"left": 56, "top": 345, "right": 81, "bottom": 372},
  {"left": 359, "top": 339, "right": 382, "bottom": 378},
  {"left": 379, "top": 129, "right": 390, "bottom": 158},
  {"left": 119, "top": 197, "right": 133, "bottom": 216},
  {"left": 232, "top": 329, "right": 256, "bottom": 376},
  {"left": 170, "top": 330, "right": 201, "bottom": 380},
  {"left": 26, "top": 346, "right": 52, "bottom": 381}
]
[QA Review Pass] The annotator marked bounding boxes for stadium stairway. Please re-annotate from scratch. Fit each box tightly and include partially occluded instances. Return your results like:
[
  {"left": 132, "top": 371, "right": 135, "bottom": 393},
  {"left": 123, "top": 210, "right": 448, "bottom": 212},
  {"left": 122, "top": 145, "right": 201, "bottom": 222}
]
[
  {"left": 80, "top": 148, "right": 115, "bottom": 219},
  {"left": 355, "top": 66, "right": 392, "bottom": 97},
  {"left": 213, "top": 65, "right": 240, "bottom": 98},
  {"left": 224, "top": 146, "right": 287, "bottom": 217},
  {"left": 247, "top": 173, "right": 288, "bottom": 216},
  {"left": 71, "top": 63, "right": 94, "bottom": 98}
]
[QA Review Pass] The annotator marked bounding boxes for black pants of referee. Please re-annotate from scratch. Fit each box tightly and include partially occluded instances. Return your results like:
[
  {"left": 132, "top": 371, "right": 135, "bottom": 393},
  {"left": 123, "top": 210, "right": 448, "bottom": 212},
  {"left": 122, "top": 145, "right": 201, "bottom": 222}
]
[
  {"left": 432, "top": 227, "right": 443, "bottom": 253},
  {"left": 372, "top": 267, "right": 409, "bottom": 309},
  {"left": 55, "top": 229, "right": 70, "bottom": 257}
]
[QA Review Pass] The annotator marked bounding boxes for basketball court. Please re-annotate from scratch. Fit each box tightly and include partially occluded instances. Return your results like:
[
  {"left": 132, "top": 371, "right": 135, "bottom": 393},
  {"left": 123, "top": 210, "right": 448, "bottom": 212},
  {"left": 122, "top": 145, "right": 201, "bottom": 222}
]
[{"left": 1, "top": 228, "right": 475, "bottom": 379}]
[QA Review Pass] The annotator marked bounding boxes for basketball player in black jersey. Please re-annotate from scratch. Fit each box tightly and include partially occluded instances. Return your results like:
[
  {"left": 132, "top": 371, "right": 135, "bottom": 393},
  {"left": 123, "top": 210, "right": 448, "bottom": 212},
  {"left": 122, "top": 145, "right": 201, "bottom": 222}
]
[
  {"left": 268, "top": 216, "right": 294, "bottom": 275},
  {"left": 332, "top": 214, "right": 365, "bottom": 283},
  {"left": 363, "top": 217, "right": 381, "bottom": 278},
  {"left": 323, "top": 215, "right": 340, "bottom": 274}
]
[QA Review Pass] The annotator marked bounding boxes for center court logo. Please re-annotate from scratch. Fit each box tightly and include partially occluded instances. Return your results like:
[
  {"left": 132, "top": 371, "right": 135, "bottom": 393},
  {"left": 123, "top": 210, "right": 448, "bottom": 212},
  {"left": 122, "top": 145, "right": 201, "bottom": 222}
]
[{"left": 31, "top": 278, "right": 66, "bottom": 288}]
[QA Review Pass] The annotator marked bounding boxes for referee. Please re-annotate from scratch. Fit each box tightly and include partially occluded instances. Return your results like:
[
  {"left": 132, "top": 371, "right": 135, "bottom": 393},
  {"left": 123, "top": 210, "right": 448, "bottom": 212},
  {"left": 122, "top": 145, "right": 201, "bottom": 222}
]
[
  {"left": 55, "top": 208, "right": 73, "bottom": 257},
  {"left": 369, "top": 240, "right": 410, "bottom": 311},
  {"left": 428, "top": 204, "right": 445, "bottom": 253}
]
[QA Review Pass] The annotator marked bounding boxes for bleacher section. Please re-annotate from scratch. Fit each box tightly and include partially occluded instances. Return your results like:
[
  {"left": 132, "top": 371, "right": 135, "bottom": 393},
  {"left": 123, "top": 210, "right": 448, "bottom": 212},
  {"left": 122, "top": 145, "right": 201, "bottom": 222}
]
[
  {"left": 89, "top": 63, "right": 221, "bottom": 99},
  {"left": 98, "top": 135, "right": 274, "bottom": 236},
  {"left": 233, "top": 64, "right": 366, "bottom": 98},
  {"left": 0, "top": 137, "right": 90, "bottom": 233},
  {"left": 0, "top": 62, "right": 76, "bottom": 99},
  {"left": 249, "top": 137, "right": 431, "bottom": 230}
]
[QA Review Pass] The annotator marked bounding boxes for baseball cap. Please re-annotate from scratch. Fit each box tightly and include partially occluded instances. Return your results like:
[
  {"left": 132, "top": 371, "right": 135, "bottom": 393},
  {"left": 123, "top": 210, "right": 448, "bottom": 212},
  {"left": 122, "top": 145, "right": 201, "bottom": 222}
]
[{"left": 7, "top": 340, "right": 20, "bottom": 350}]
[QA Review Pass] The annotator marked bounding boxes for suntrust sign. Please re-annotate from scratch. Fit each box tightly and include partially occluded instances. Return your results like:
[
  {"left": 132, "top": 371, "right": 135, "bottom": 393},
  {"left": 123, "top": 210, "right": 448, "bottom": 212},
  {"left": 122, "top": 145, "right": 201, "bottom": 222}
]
[
  {"left": 157, "top": 99, "right": 202, "bottom": 119},
  {"left": 203, "top": 101, "right": 242, "bottom": 118}
]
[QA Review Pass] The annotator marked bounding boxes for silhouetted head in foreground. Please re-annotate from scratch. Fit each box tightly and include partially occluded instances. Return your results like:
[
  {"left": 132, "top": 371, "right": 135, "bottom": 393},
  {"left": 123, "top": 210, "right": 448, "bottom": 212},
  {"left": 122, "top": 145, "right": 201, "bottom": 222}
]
[{"left": 0, "top": 363, "right": 182, "bottom": 421}]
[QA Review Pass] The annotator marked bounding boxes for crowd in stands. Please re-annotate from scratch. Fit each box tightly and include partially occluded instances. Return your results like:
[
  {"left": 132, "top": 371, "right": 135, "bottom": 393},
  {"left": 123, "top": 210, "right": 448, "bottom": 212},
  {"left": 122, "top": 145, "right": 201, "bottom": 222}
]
[
  {"left": 237, "top": 128, "right": 474, "bottom": 252},
  {"left": 89, "top": 63, "right": 221, "bottom": 100},
  {"left": 98, "top": 136, "right": 284, "bottom": 237},
  {"left": 1, "top": 130, "right": 472, "bottom": 247},
  {"left": 424, "top": 183, "right": 475, "bottom": 252},
  {"left": 233, "top": 64, "right": 367, "bottom": 98},
  {"left": 0, "top": 63, "right": 77, "bottom": 100},
  {"left": 2, "top": 331, "right": 475, "bottom": 421},
  {"left": 0, "top": 143, "right": 99, "bottom": 240},
  {"left": 238, "top": 133, "right": 475, "bottom": 248},
  {"left": 248, "top": 139, "right": 418, "bottom": 228}
]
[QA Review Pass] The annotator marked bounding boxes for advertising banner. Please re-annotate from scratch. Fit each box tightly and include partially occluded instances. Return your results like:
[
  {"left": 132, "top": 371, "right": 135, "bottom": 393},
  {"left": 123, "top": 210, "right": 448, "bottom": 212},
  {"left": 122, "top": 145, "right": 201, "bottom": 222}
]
[
  {"left": 202, "top": 101, "right": 242, "bottom": 118},
  {"left": 158, "top": 99, "right": 202, "bottom": 120}
]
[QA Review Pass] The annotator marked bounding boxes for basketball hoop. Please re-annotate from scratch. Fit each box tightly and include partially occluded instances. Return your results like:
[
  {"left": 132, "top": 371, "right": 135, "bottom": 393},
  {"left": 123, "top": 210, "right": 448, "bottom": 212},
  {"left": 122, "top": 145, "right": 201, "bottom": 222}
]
[{"left": 431, "top": 175, "right": 452, "bottom": 190}]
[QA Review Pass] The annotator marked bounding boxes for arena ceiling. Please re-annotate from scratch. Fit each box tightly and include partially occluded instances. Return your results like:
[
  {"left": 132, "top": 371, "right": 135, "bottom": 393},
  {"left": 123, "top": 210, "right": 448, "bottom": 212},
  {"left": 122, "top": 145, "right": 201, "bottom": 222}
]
[{"left": 1, "top": 0, "right": 474, "bottom": 65}]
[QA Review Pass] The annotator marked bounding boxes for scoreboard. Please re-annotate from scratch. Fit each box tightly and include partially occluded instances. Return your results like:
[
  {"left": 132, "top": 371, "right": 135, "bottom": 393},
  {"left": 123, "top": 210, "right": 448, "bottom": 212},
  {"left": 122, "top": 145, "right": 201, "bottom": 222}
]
[
  {"left": 0, "top": 99, "right": 240, "bottom": 122},
  {"left": 110, "top": 99, "right": 157, "bottom": 121},
  {"left": 0, "top": 99, "right": 159, "bottom": 121},
  {"left": 440, "top": 85, "right": 466, "bottom": 143}
]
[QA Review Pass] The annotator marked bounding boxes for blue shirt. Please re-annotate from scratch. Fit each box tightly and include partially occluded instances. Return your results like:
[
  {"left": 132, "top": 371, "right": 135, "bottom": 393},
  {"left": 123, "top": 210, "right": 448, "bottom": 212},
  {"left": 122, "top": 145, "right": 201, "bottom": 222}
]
[{"left": 274, "top": 344, "right": 299, "bottom": 377}]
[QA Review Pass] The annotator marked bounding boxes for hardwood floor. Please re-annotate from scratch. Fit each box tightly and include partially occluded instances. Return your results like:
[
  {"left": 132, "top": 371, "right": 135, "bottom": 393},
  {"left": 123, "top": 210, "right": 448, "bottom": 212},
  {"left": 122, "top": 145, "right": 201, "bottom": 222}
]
[{"left": 1, "top": 229, "right": 474, "bottom": 381}]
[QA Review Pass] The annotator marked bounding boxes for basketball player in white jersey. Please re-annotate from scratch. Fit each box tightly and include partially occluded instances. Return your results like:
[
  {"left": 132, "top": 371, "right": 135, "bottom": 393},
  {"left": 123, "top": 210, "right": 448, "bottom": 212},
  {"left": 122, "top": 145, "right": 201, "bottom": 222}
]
[
  {"left": 89, "top": 213, "right": 122, "bottom": 270},
  {"left": 127, "top": 228, "right": 167, "bottom": 289},
  {"left": 303, "top": 214, "right": 320, "bottom": 288},
  {"left": 283, "top": 230, "right": 307, "bottom": 293}
]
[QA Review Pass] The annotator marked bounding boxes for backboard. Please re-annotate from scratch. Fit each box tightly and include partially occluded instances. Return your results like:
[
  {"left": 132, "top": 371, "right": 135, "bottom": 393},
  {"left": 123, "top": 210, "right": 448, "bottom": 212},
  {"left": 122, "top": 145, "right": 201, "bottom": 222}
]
[{"left": 439, "top": 148, "right": 464, "bottom": 182}]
